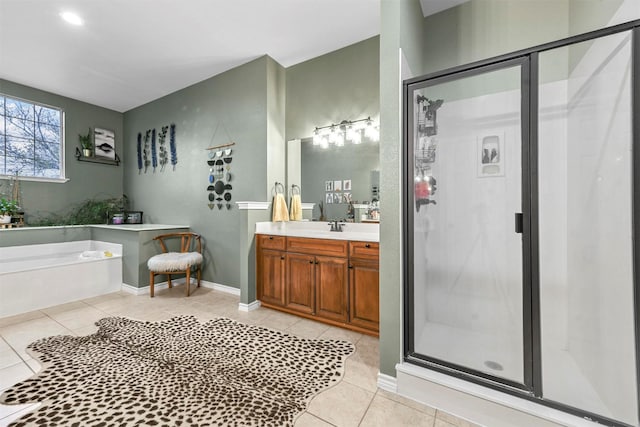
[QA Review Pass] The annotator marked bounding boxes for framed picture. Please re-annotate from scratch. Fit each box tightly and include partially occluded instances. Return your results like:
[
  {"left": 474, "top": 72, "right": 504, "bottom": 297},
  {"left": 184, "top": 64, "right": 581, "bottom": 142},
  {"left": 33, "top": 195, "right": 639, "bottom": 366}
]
[
  {"left": 94, "top": 128, "right": 116, "bottom": 160},
  {"left": 343, "top": 180, "right": 352, "bottom": 191},
  {"left": 325, "top": 181, "right": 334, "bottom": 192},
  {"left": 334, "top": 180, "right": 342, "bottom": 191},
  {"left": 477, "top": 132, "right": 505, "bottom": 177},
  {"left": 343, "top": 193, "right": 352, "bottom": 203},
  {"left": 125, "top": 211, "right": 143, "bottom": 224},
  {"left": 325, "top": 192, "right": 333, "bottom": 204},
  {"left": 333, "top": 193, "right": 342, "bottom": 203}
]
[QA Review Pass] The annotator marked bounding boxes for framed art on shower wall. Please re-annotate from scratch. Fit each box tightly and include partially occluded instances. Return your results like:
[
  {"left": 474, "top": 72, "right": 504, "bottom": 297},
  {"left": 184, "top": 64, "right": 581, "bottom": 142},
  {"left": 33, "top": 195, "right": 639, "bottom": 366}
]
[{"left": 477, "top": 132, "right": 505, "bottom": 178}]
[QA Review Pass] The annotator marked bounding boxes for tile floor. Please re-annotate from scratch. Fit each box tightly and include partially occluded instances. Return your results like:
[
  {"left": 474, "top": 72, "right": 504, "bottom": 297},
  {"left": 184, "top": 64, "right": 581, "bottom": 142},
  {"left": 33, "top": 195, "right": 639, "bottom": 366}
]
[{"left": 0, "top": 285, "right": 479, "bottom": 427}]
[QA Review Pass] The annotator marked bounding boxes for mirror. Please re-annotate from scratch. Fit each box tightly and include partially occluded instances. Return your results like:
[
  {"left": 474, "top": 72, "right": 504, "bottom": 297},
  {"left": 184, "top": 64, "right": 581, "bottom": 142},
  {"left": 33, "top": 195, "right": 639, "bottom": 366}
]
[{"left": 287, "top": 138, "right": 380, "bottom": 222}]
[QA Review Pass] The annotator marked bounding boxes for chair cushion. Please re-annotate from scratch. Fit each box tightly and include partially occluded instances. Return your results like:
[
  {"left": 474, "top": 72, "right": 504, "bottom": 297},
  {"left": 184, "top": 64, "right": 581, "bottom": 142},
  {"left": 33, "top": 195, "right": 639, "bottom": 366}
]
[{"left": 147, "top": 252, "right": 203, "bottom": 272}]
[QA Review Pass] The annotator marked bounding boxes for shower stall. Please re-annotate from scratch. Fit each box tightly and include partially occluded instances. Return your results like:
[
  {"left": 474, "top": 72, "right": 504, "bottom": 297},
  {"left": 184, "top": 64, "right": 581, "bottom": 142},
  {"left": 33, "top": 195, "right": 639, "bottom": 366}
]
[{"left": 403, "top": 21, "right": 639, "bottom": 427}]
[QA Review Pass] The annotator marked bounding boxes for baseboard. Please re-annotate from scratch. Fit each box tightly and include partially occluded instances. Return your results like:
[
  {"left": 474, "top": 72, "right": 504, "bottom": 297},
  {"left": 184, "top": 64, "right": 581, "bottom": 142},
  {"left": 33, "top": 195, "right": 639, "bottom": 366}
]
[
  {"left": 121, "top": 279, "right": 240, "bottom": 297},
  {"left": 238, "top": 300, "right": 261, "bottom": 312},
  {"left": 200, "top": 280, "right": 240, "bottom": 296},
  {"left": 377, "top": 372, "right": 398, "bottom": 393},
  {"left": 121, "top": 282, "right": 169, "bottom": 295}
]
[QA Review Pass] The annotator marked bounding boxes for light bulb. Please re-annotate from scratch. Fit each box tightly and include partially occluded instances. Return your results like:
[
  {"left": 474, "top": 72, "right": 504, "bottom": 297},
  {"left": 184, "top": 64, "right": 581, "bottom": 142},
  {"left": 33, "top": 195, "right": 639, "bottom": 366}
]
[
  {"left": 346, "top": 124, "right": 356, "bottom": 142},
  {"left": 365, "top": 121, "right": 379, "bottom": 142},
  {"left": 335, "top": 132, "right": 345, "bottom": 146},
  {"left": 312, "top": 129, "right": 321, "bottom": 146},
  {"left": 320, "top": 136, "right": 329, "bottom": 149},
  {"left": 328, "top": 126, "right": 337, "bottom": 144},
  {"left": 351, "top": 130, "right": 362, "bottom": 144},
  {"left": 60, "top": 11, "right": 84, "bottom": 26}
]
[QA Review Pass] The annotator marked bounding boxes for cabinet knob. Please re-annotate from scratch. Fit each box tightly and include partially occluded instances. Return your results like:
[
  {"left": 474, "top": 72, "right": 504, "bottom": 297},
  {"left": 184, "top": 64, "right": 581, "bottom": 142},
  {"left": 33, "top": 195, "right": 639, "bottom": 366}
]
[
  {"left": 280, "top": 256, "right": 285, "bottom": 260},
  {"left": 309, "top": 260, "right": 314, "bottom": 264},
  {"left": 365, "top": 243, "right": 370, "bottom": 248},
  {"left": 269, "top": 236, "right": 274, "bottom": 240},
  {"left": 348, "top": 265, "right": 353, "bottom": 269}
]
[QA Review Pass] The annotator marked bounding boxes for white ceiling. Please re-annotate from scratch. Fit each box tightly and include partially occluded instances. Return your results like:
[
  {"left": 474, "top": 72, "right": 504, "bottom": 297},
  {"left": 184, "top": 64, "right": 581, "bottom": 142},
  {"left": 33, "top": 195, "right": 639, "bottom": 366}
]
[{"left": 0, "top": 0, "right": 465, "bottom": 113}]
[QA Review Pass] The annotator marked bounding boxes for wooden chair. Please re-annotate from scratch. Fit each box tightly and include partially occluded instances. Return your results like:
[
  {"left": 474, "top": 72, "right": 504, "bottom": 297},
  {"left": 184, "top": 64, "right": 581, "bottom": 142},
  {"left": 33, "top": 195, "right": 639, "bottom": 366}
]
[{"left": 147, "top": 232, "right": 203, "bottom": 297}]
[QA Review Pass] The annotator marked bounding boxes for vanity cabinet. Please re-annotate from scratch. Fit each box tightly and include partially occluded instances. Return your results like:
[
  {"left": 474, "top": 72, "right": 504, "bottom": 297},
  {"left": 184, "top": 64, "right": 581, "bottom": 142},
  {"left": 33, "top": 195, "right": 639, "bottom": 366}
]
[
  {"left": 256, "top": 234, "right": 378, "bottom": 335},
  {"left": 256, "top": 235, "right": 286, "bottom": 306},
  {"left": 348, "top": 242, "right": 380, "bottom": 332}
]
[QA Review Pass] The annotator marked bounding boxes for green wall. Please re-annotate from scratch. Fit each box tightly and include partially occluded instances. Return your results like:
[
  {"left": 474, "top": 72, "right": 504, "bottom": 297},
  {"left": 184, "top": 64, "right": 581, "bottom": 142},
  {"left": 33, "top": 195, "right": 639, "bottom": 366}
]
[
  {"left": 379, "top": 0, "right": 426, "bottom": 378},
  {"left": 285, "top": 36, "right": 380, "bottom": 141},
  {"left": 123, "top": 56, "right": 276, "bottom": 289},
  {"left": 0, "top": 79, "right": 124, "bottom": 223},
  {"left": 286, "top": 37, "right": 380, "bottom": 214}
]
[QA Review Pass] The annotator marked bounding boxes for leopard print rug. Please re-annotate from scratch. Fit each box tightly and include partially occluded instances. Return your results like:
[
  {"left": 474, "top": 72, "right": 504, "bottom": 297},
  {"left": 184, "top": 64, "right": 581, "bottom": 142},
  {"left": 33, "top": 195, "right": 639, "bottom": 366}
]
[{"left": 0, "top": 316, "right": 355, "bottom": 426}]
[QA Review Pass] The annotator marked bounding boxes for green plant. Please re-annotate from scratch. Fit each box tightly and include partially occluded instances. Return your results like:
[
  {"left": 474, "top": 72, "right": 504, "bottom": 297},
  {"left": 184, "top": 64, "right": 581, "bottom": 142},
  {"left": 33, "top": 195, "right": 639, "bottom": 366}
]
[
  {"left": 79, "top": 128, "right": 92, "bottom": 150},
  {"left": 0, "top": 197, "right": 18, "bottom": 216},
  {"left": 29, "top": 195, "right": 127, "bottom": 226}
]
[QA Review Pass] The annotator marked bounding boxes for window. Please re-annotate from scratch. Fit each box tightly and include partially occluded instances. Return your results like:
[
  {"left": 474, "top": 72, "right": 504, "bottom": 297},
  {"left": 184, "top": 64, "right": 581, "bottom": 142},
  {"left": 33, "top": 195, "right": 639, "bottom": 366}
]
[{"left": 0, "top": 94, "right": 64, "bottom": 179}]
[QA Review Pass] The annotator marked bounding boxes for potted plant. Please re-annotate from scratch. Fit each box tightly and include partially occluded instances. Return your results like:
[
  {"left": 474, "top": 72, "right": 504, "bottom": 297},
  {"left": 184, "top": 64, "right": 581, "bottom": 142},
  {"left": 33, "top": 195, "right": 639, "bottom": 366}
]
[
  {"left": 79, "top": 128, "right": 93, "bottom": 157},
  {"left": 0, "top": 197, "right": 18, "bottom": 224}
]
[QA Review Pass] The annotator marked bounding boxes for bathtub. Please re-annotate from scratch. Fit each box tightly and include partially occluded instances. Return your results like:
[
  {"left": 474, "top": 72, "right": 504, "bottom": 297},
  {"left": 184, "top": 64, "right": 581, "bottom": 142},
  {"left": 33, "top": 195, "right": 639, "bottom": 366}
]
[{"left": 0, "top": 240, "right": 123, "bottom": 318}]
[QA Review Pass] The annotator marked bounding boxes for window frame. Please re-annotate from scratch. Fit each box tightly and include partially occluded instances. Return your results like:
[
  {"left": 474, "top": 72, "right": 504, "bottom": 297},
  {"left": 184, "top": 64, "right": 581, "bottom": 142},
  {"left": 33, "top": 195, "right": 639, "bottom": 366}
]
[{"left": 0, "top": 94, "right": 68, "bottom": 183}]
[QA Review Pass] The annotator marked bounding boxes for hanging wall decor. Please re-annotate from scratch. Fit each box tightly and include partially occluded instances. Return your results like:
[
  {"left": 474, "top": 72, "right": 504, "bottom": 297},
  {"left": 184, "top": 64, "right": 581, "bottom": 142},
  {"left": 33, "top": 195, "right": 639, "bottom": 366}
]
[
  {"left": 136, "top": 133, "right": 142, "bottom": 174},
  {"left": 158, "top": 125, "right": 168, "bottom": 171},
  {"left": 143, "top": 129, "right": 151, "bottom": 173},
  {"left": 136, "top": 124, "right": 176, "bottom": 174},
  {"left": 170, "top": 124, "right": 178, "bottom": 170},
  {"left": 151, "top": 129, "right": 157, "bottom": 172},
  {"left": 205, "top": 142, "right": 235, "bottom": 211}
]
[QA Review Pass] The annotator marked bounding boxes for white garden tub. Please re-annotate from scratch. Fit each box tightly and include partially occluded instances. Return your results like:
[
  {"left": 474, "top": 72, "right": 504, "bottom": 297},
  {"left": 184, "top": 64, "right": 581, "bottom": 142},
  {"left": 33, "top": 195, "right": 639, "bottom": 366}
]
[{"left": 0, "top": 240, "right": 123, "bottom": 318}]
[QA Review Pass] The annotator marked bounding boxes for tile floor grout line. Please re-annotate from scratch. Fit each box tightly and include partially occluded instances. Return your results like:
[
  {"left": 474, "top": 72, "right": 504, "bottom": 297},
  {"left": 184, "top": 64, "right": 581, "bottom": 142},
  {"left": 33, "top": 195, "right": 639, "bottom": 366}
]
[{"left": 356, "top": 387, "right": 378, "bottom": 427}]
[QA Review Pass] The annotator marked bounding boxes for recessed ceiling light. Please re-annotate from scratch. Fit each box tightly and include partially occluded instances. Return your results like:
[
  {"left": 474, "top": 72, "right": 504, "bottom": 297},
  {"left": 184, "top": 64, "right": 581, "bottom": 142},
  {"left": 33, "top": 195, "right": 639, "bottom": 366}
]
[{"left": 60, "top": 11, "right": 84, "bottom": 26}]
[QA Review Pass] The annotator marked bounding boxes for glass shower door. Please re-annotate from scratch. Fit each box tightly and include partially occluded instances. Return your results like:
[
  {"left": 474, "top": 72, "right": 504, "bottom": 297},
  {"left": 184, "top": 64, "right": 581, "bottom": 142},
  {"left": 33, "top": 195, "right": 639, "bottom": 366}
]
[
  {"left": 410, "top": 62, "right": 527, "bottom": 385},
  {"left": 538, "top": 30, "right": 638, "bottom": 425}
]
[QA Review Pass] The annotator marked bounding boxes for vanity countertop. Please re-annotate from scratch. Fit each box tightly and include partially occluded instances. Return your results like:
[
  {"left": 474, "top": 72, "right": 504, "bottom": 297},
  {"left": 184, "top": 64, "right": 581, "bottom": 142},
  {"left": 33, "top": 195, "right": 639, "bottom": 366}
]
[{"left": 255, "top": 221, "right": 379, "bottom": 242}]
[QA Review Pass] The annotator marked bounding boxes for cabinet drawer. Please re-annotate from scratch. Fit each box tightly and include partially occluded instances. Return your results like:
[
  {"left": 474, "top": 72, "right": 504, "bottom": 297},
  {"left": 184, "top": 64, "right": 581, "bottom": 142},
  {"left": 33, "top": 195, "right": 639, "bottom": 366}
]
[
  {"left": 287, "top": 237, "right": 348, "bottom": 258},
  {"left": 258, "top": 234, "right": 286, "bottom": 251},
  {"left": 349, "top": 241, "right": 379, "bottom": 260}
]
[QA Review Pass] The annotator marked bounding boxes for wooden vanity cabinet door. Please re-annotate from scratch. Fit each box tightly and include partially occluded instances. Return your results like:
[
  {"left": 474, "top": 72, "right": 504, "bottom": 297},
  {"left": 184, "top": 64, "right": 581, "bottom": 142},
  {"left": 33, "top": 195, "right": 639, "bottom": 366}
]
[
  {"left": 285, "top": 253, "right": 315, "bottom": 314},
  {"left": 315, "top": 255, "right": 348, "bottom": 322},
  {"left": 258, "top": 249, "right": 286, "bottom": 306},
  {"left": 349, "top": 258, "right": 380, "bottom": 332}
]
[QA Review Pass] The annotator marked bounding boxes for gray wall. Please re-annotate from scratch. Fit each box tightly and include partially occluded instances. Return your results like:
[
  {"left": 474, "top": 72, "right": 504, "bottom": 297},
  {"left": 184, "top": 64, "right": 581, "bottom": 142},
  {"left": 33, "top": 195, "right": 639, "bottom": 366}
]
[
  {"left": 379, "top": 0, "right": 426, "bottom": 378},
  {"left": 0, "top": 226, "right": 90, "bottom": 247},
  {"left": 0, "top": 79, "right": 124, "bottom": 222},
  {"left": 285, "top": 37, "right": 380, "bottom": 212},
  {"left": 123, "top": 56, "right": 274, "bottom": 289}
]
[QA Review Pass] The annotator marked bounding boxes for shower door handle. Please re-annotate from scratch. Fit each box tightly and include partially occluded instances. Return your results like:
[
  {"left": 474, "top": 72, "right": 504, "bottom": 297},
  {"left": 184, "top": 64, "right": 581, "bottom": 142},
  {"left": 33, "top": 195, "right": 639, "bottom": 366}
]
[{"left": 514, "top": 213, "right": 523, "bottom": 234}]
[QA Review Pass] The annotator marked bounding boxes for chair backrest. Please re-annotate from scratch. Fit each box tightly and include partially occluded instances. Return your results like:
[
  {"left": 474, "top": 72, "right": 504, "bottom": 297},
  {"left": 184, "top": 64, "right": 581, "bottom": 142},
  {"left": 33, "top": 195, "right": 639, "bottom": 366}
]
[{"left": 153, "top": 232, "right": 202, "bottom": 254}]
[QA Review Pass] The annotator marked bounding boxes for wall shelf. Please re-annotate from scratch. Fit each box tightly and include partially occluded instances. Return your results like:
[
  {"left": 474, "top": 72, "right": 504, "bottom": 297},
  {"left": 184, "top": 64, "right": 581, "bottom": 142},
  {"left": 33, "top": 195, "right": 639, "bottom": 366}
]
[{"left": 75, "top": 147, "right": 120, "bottom": 166}]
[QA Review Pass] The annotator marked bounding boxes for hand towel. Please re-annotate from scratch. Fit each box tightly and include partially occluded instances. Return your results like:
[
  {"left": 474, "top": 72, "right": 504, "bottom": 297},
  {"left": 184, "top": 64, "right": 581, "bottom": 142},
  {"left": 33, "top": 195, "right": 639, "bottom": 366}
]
[
  {"left": 272, "top": 193, "right": 289, "bottom": 222},
  {"left": 289, "top": 194, "right": 302, "bottom": 221}
]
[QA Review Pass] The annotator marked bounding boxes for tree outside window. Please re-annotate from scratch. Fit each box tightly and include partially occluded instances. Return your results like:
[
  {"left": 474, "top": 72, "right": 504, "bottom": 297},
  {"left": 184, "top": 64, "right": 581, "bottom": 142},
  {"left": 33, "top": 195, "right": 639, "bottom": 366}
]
[{"left": 1, "top": 95, "right": 63, "bottom": 179}]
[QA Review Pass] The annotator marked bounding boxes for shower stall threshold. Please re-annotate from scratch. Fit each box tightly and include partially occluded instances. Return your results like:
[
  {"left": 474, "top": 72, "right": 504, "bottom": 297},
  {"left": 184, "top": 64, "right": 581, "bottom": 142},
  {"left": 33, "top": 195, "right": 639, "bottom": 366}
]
[{"left": 395, "top": 363, "right": 600, "bottom": 427}]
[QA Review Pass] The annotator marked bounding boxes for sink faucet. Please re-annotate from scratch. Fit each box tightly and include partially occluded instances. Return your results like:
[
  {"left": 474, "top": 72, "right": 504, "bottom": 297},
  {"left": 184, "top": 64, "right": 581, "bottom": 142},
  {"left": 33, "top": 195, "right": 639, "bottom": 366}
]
[{"left": 329, "top": 220, "right": 345, "bottom": 232}]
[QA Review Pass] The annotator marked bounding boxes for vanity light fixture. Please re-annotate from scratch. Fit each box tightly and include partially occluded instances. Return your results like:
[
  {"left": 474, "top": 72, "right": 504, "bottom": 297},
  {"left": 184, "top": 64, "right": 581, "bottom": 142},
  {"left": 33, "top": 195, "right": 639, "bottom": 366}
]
[
  {"left": 311, "top": 117, "right": 379, "bottom": 148},
  {"left": 60, "top": 11, "right": 84, "bottom": 26}
]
